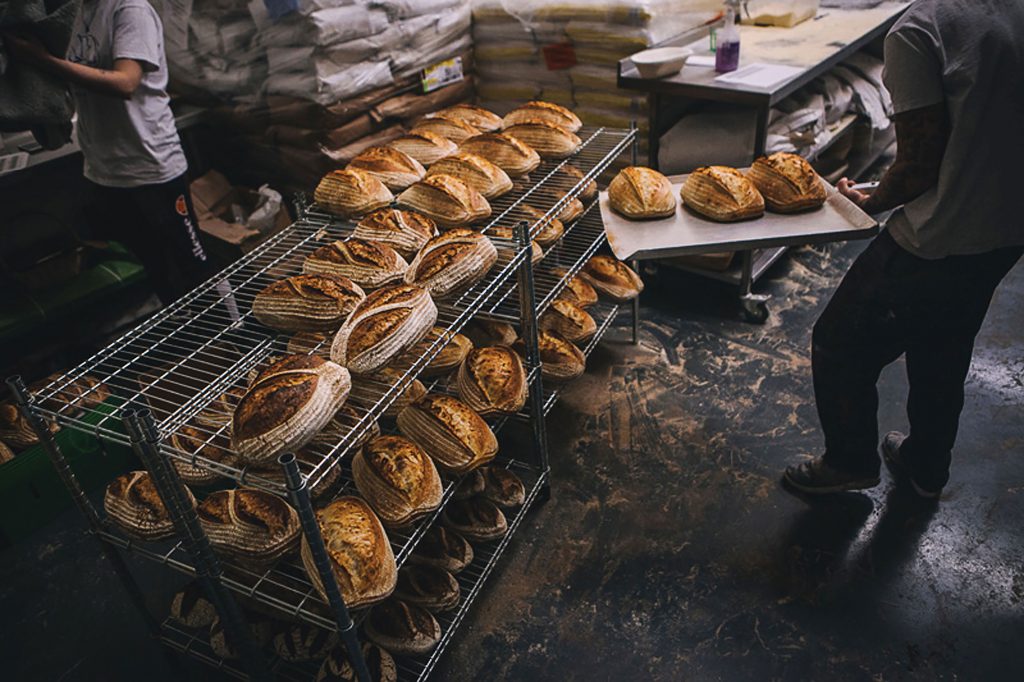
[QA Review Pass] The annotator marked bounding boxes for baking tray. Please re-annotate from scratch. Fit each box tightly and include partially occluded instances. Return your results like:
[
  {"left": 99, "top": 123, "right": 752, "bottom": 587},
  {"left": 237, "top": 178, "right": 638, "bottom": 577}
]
[{"left": 601, "top": 172, "right": 879, "bottom": 262}]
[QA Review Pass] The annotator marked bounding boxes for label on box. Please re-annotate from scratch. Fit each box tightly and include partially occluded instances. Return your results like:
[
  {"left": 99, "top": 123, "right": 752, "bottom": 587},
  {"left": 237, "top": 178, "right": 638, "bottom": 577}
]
[
  {"left": 421, "top": 57, "right": 465, "bottom": 94},
  {"left": 542, "top": 42, "right": 577, "bottom": 71}
]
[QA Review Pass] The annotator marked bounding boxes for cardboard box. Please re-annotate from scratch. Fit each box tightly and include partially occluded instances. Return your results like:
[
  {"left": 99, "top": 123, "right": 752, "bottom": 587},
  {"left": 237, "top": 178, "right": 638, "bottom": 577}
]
[{"left": 190, "top": 170, "right": 291, "bottom": 256}]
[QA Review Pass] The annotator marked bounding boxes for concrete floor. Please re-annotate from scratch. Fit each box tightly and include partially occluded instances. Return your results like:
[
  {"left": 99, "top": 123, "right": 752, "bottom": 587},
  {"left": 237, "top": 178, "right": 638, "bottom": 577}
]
[{"left": 3, "top": 239, "right": 1022, "bottom": 681}]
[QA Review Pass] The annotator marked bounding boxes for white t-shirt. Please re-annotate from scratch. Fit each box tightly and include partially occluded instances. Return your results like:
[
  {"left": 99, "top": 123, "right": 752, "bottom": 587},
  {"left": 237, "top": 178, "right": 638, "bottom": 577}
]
[
  {"left": 68, "top": 0, "right": 187, "bottom": 187},
  {"left": 882, "top": 0, "right": 1024, "bottom": 259}
]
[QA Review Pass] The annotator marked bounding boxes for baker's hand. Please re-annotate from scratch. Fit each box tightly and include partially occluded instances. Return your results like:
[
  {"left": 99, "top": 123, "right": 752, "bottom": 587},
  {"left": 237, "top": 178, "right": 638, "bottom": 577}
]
[
  {"left": 2, "top": 31, "right": 54, "bottom": 67},
  {"left": 837, "top": 177, "right": 870, "bottom": 208}
]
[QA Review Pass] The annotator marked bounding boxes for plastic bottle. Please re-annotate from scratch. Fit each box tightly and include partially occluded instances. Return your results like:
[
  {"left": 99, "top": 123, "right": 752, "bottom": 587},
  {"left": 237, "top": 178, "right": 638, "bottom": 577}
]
[{"left": 715, "top": 2, "right": 741, "bottom": 73}]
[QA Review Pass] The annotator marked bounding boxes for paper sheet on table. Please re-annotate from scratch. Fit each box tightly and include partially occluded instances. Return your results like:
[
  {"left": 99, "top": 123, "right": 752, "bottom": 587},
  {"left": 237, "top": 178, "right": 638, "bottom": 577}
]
[{"left": 714, "top": 62, "right": 803, "bottom": 88}]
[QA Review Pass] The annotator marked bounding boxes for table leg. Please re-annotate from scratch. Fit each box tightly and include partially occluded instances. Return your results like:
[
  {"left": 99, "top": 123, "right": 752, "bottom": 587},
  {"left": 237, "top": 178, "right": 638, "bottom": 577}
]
[
  {"left": 648, "top": 93, "right": 661, "bottom": 170},
  {"left": 630, "top": 259, "right": 641, "bottom": 344},
  {"left": 738, "top": 250, "right": 770, "bottom": 323},
  {"left": 753, "top": 103, "right": 770, "bottom": 161}
]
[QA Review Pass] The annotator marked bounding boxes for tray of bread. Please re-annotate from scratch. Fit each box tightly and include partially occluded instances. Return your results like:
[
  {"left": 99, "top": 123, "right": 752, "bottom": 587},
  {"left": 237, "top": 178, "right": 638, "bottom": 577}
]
[{"left": 600, "top": 153, "right": 879, "bottom": 262}]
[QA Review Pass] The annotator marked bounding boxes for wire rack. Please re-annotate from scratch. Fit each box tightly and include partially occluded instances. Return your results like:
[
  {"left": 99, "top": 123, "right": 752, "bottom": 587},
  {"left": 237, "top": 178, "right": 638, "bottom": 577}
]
[{"left": 27, "top": 126, "right": 635, "bottom": 499}]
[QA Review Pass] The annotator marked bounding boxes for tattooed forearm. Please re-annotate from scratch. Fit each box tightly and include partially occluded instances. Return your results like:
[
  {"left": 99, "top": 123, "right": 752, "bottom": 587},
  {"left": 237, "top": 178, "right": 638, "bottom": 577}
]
[{"left": 862, "top": 103, "right": 949, "bottom": 214}]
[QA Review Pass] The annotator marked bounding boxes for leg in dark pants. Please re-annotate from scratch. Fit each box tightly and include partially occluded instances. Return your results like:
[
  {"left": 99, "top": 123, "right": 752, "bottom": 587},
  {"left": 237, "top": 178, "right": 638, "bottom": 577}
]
[{"left": 810, "top": 230, "right": 1022, "bottom": 488}]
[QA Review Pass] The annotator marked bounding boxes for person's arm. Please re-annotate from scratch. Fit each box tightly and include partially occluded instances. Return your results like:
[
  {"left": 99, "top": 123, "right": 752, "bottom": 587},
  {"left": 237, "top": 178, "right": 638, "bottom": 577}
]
[
  {"left": 838, "top": 102, "right": 949, "bottom": 214},
  {"left": 2, "top": 32, "right": 143, "bottom": 99}
]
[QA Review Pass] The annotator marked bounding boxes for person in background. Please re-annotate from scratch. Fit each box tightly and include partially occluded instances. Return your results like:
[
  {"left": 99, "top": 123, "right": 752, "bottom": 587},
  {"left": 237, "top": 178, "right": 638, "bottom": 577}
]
[
  {"left": 3, "top": 0, "right": 212, "bottom": 304},
  {"left": 784, "top": 0, "right": 1024, "bottom": 499}
]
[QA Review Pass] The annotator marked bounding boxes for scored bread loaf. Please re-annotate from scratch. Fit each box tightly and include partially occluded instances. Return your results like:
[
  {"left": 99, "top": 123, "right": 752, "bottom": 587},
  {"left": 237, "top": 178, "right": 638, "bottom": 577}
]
[
  {"left": 456, "top": 345, "right": 528, "bottom": 416},
  {"left": 303, "top": 239, "right": 408, "bottom": 290},
  {"left": 396, "top": 175, "right": 492, "bottom": 229},
  {"left": 462, "top": 319, "right": 517, "bottom": 347},
  {"left": 579, "top": 255, "right": 644, "bottom": 302},
  {"left": 425, "top": 152, "right": 513, "bottom": 199},
  {"left": 397, "top": 326, "right": 473, "bottom": 377},
  {"left": 0, "top": 403, "right": 57, "bottom": 450},
  {"left": 554, "top": 163, "right": 597, "bottom": 202},
  {"left": 552, "top": 268, "right": 599, "bottom": 308},
  {"left": 252, "top": 445, "right": 342, "bottom": 500},
  {"left": 427, "top": 104, "right": 502, "bottom": 133},
  {"left": 459, "top": 133, "right": 541, "bottom": 177},
  {"left": 408, "top": 526, "right": 474, "bottom": 574},
  {"left": 747, "top": 152, "right": 826, "bottom": 213},
  {"left": 169, "top": 423, "right": 234, "bottom": 487},
  {"left": 412, "top": 116, "right": 481, "bottom": 144},
  {"left": 193, "top": 387, "right": 243, "bottom": 431},
  {"left": 388, "top": 131, "right": 459, "bottom": 166},
  {"left": 330, "top": 284, "right": 438, "bottom": 375},
  {"left": 442, "top": 497, "right": 508, "bottom": 541},
  {"left": 197, "top": 488, "right": 301, "bottom": 568},
  {"left": 0, "top": 441, "right": 14, "bottom": 464},
  {"left": 348, "top": 368, "right": 427, "bottom": 419},
  {"left": 397, "top": 394, "right": 498, "bottom": 473},
  {"left": 364, "top": 599, "right": 442, "bottom": 657},
  {"left": 347, "top": 146, "right": 426, "bottom": 191},
  {"left": 503, "top": 101, "right": 582, "bottom": 133},
  {"left": 404, "top": 228, "right": 499, "bottom": 299},
  {"left": 608, "top": 166, "right": 676, "bottom": 219},
  {"left": 353, "top": 435, "right": 443, "bottom": 528},
  {"left": 317, "top": 643, "right": 397, "bottom": 682},
  {"left": 252, "top": 273, "right": 366, "bottom": 332},
  {"left": 680, "top": 165, "right": 765, "bottom": 222},
  {"left": 539, "top": 299, "right": 597, "bottom": 345},
  {"left": 454, "top": 469, "right": 485, "bottom": 500},
  {"left": 301, "top": 496, "right": 397, "bottom": 608},
  {"left": 313, "top": 404, "right": 381, "bottom": 454},
  {"left": 231, "top": 355, "right": 352, "bottom": 466},
  {"left": 480, "top": 466, "right": 526, "bottom": 508},
  {"left": 105, "top": 470, "right": 193, "bottom": 541},
  {"left": 170, "top": 582, "right": 217, "bottom": 629},
  {"left": 314, "top": 168, "right": 394, "bottom": 218},
  {"left": 394, "top": 564, "right": 460, "bottom": 612},
  {"left": 488, "top": 226, "right": 544, "bottom": 263},
  {"left": 353, "top": 208, "right": 437, "bottom": 259},
  {"left": 519, "top": 205, "right": 565, "bottom": 248},
  {"left": 555, "top": 192, "right": 585, "bottom": 223},
  {"left": 286, "top": 331, "right": 331, "bottom": 357},
  {"left": 516, "top": 329, "right": 586, "bottom": 383},
  {"left": 503, "top": 119, "right": 582, "bottom": 160},
  {"left": 273, "top": 624, "right": 338, "bottom": 663}
]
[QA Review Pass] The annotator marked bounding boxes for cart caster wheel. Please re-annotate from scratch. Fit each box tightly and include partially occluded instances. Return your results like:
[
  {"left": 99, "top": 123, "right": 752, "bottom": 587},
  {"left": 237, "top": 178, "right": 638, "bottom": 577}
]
[{"left": 740, "top": 295, "right": 770, "bottom": 324}]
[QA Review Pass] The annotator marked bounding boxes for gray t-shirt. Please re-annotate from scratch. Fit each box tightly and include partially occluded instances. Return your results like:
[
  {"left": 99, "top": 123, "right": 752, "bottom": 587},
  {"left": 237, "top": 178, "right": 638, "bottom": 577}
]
[
  {"left": 882, "top": 0, "right": 1024, "bottom": 259},
  {"left": 68, "top": 0, "right": 187, "bottom": 187}
]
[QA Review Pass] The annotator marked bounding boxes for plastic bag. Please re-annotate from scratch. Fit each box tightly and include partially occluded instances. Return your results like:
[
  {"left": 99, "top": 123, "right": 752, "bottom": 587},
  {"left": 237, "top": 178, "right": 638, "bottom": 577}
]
[{"left": 247, "top": 184, "right": 284, "bottom": 232}]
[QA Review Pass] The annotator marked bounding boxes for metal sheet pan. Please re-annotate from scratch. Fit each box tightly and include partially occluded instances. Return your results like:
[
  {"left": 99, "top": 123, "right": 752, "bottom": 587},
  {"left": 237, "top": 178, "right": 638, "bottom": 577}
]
[{"left": 602, "top": 172, "right": 879, "bottom": 262}]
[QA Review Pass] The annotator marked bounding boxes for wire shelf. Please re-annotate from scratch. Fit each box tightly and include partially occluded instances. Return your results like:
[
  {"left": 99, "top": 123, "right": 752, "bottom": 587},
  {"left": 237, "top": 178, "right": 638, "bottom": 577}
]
[{"left": 27, "top": 126, "right": 635, "bottom": 498}]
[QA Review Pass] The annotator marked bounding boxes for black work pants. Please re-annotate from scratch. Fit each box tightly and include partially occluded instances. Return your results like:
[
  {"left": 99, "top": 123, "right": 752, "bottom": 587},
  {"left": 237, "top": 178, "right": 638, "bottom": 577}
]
[
  {"left": 85, "top": 173, "right": 213, "bottom": 304},
  {"left": 813, "top": 229, "right": 1022, "bottom": 490}
]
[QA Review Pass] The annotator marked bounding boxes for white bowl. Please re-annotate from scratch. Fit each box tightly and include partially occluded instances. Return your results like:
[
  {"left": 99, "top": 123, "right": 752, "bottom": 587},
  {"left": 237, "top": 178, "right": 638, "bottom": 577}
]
[{"left": 631, "top": 47, "right": 694, "bottom": 79}]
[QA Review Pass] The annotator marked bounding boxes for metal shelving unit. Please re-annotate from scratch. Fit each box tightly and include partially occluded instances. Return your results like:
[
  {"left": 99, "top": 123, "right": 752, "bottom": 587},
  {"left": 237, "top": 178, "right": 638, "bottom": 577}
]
[{"left": 7, "top": 126, "right": 638, "bottom": 681}]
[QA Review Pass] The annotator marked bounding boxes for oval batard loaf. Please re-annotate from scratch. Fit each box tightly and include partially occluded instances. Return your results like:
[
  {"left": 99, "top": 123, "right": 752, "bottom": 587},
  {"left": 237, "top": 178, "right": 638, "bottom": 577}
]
[
  {"left": 197, "top": 488, "right": 301, "bottom": 568},
  {"left": 460, "top": 133, "right": 540, "bottom": 177},
  {"left": 427, "top": 103, "right": 502, "bottom": 133},
  {"left": 252, "top": 445, "right": 342, "bottom": 500},
  {"left": 313, "top": 404, "right": 381, "bottom": 454},
  {"left": 396, "top": 393, "right": 498, "bottom": 473},
  {"left": 252, "top": 273, "right": 366, "bottom": 332},
  {"left": 456, "top": 345, "right": 528, "bottom": 416},
  {"left": 425, "top": 152, "right": 513, "bottom": 199},
  {"left": 396, "top": 175, "right": 491, "bottom": 229},
  {"left": 353, "top": 209, "right": 437, "bottom": 259},
  {"left": 480, "top": 466, "right": 526, "bottom": 508},
  {"left": 169, "top": 423, "right": 234, "bottom": 486},
  {"left": 747, "top": 152, "right": 826, "bottom": 213},
  {"left": 555, "top": 192, "right": 586, "bottom": 223},
  {"left": 231, "top": 355, "right": 352, "bottom": 466},
  {"left": 515, "top": 329, "right": 586, "bottom": 383},
  {"left": 519, "top": 205, "right": 565, "bottom": 248},
  {"left": 287, "top": 331, "right": 331, "bottom": 357},
  {"left": 170, "top": 582, "right": 217, "bottom": 629},
  {"left": 578, "top": 254, "right": 644, "bottom": 302},
  {"left": 364, "top": 599, "right": 442, "bottom": 657},
  {"left": 555, "top": 163, "right": 597, "bottom": 202},
  {"left": 442, "top": 497, "right": 507, "bottom": 541},
  {"left": 503, "top": 119, "right": 582, "bottom": 160},
  {"left": 397, "top": 326, "right": 473, "bottom": 377},
  {"left": 462, "top": 319, "right": 517, "bottom": 347},
  {"left": 680, "top": 165, "right": 765, "bottom": 222},
  {"left": 404, "top": 228, "right": 499, "bottom": 299},
  {"left": 388, "top": 131, "right": 459, "bottom": 167},
  {"left": 608, "top": 166, "right": 676, "bottom": 219},
  {"left": 347, "top": 146, "right": 426, "bottom": 191},
  {"left": 394, "top": 564, "right": 460, "bottom": 612},
  {"left": 353, "top": 435, "right": 443, "bottom": 528},
  {"left": 330, "top": 284, "right": 438, "bottom": 375},
  {"left": 408, "top": 526, "right": 474, "bottom": 574},
  {"left": 273, "top": 624, "right": 338, "bottom": 663},
  {"left": 303, "top": 239, "right": 409, "bottom": 290},
  {"left": 503, "top": 101, "right": 582, "bottom": 133},
  {"left": 552, "top": 268, "right": 599, "bottom": 308},
  {"left": 348, "top": 368, "right": 427, "bottom": 420},
  {"left": 488, "top": 226, "right": 544, "bottom": 263},
  {"left": 317, "top": 643, "right": 397, "bottom": 682},
  {"left": 301, "top": 496, "right": 396, "bottom": 609},
  {"left": 539, "top": 299, "right": 597, "bottom": 345},
  {"left": 104, "top": 470, "right": 192, "bottom": 541},
  {"left": 412, "top": 115, "right": 481, "bottom": 144},
  {"left": 314, "top": 168, "right": 393, "bottom": 218},
  {"left": 453, "top": 469, "right": 485, "bottom": 500}
]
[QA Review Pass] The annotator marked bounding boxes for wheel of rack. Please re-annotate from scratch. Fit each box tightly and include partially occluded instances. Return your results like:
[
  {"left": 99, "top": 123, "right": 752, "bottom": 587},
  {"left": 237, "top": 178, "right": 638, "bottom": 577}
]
[{"left": 8, "top": 126, "right": 638, "bottom": 681}]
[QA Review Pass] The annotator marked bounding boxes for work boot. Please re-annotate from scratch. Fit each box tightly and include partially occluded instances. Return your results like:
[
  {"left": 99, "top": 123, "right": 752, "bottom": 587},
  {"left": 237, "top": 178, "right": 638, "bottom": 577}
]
[
  {"left": 881, "top": 432, "right": 943, "bottom": 499},
  {"left": 783, "top": 456, "right": 880, "bottom": 495}
]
